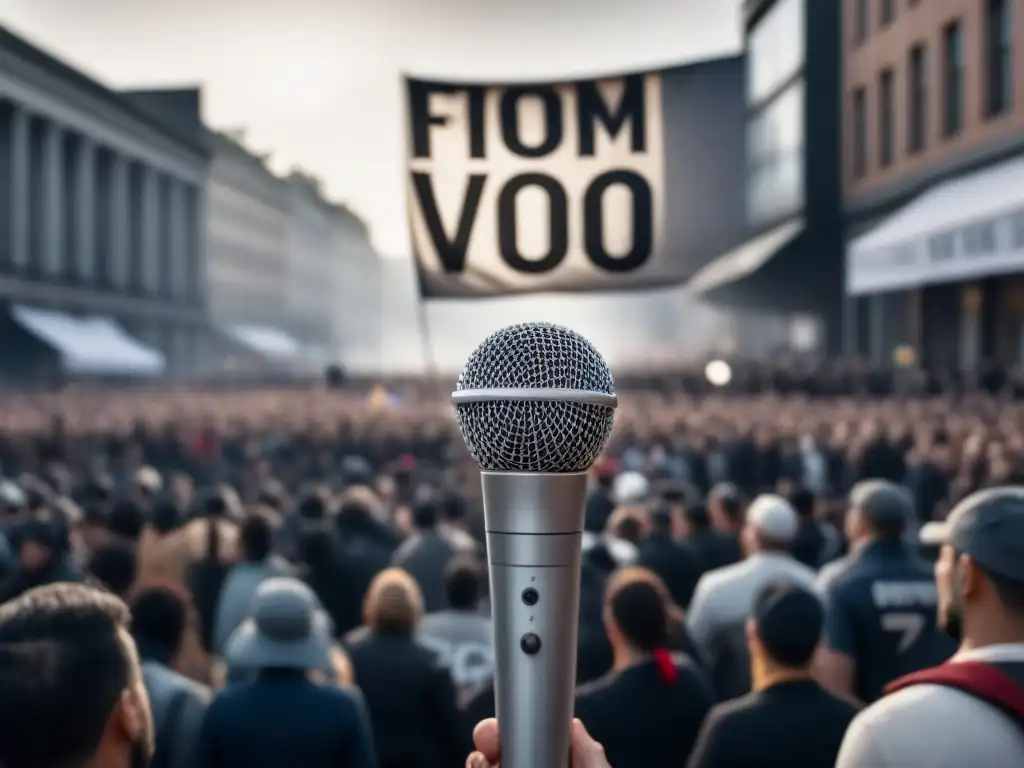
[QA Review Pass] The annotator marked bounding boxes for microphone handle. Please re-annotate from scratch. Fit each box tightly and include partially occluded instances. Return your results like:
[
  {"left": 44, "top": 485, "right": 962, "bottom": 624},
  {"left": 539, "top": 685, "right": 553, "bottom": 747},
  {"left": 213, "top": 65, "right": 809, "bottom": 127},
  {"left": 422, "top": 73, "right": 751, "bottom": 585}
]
[{"left": 482, "top": 472, "right": 589, "bottom": 768}]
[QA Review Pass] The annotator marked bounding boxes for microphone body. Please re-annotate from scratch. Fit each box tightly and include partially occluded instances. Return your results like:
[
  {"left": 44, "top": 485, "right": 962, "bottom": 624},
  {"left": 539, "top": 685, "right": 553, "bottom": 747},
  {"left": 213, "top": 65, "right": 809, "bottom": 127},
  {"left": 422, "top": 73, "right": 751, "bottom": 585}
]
[
  {"left": 452, "top": 322, "right": 617, "bottom": 768},
  {"left": 483, "top": 471, "right": 588, "bottom": 768}
]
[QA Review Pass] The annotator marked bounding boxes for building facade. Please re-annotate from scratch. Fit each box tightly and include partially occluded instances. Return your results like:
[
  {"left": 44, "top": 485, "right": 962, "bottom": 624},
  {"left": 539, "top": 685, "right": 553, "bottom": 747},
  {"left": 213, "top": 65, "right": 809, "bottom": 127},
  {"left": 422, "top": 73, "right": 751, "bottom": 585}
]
[
  {"left": 331, "top": 205, "right": 381, "bottom": 374},
  {"left": 0, "top": 28, "right": 208, "bottom": 380},
  {"left": 204, "top": 131, "right": 299, "bottom": 370},
  {"left": 284, "top": 172, "right": 340, "bottom": 364},
  {"left": 687, "top": 0, "right": 844, "bottom": 355},
  {"left": 844, "top": 0, "right": 1023, "bottom": 369}
]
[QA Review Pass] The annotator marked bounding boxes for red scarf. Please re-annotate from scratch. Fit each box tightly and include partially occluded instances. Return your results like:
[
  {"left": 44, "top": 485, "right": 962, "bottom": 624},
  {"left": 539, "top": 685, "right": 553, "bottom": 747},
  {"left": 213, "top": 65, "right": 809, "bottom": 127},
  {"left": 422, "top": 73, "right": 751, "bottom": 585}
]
[{"left": 653, "top": 648, "right": 678, "bottom": 684}]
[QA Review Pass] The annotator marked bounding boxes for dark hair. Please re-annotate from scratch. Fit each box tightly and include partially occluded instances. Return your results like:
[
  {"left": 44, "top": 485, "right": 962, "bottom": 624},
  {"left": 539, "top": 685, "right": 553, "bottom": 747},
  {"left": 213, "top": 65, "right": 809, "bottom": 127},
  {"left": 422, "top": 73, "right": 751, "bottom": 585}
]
[
  {"left": 412, "top": 501, "right": 438, "bottom": 529},
  {"left": 752, "top": 581, "right": 824, "bottom": 668},
  {"left": 151, "top": 500, "right": 185, "bottom": 535},
  {"left": 720, "top": 495, "right": 743, "bottom": 523},
  {"left": 439, "top": 493, "right": 466, "bottom": 523},
  {"left": 683, "top": 503, "right": 711, "bottom": 530},
  {"left": 108, "top": 500, "right": 145, "bottom": 542},
  {"left": 82, "top": 503, "right": 107, "bottom": 527},
  {"left": 298, "top": 491, "right": 328, "bottom": 521},
  {"left": 239, "top": 510, "right": 275, "bottom": 562},
  {"left": 130, "top": 588, "right": 187, "bottom": 657},
  {"left": 868, "top": 514, "right": 907, "bottom": 540},
  {"left": 0, "top": 583, "right": 132, "bottom": 767},
  {"left": 88, "top": 543, "right": 138, "bottom": 599},
  {"left": 299, "top": 526, "right": 335, "bottom": 569},
  {"left": 605, "top": 567, "right": 670, "bottom": 652},
  {"left": 650, "top": 504, "right": 673, "bottom": 531},
  {"left": 445, "top": 557, "right": 482, "bottom": 610},
  {"left": 612, "top": 514, "right": 643, "bottom": 544},
  {"left": 788, "top": 487, "right": 816, "bottom": 520},
  {"left": 584, "top": 493, "right": 615, "bottom": 534}
]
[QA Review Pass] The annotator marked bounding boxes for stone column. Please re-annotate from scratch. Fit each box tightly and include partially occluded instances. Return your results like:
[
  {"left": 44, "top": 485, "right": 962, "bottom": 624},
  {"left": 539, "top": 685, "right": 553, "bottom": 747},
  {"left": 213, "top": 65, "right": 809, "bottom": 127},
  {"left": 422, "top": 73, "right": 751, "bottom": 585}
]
[
  {"left": 141, "top": 167, "right": 159, "bottom": 293},
  {"left": 75, "top": 137, "right": 96, "bottom": 281},
  {"left": 42, "top": 121, "right": 64, "bottom": 277},
  {"left": 108, "top": 154, "right": 130, "bottom": 288},
  {"left": 9, "top": 106, "right": 30, "bottom": 271},
  {"left": 168, "top": 179, "right": 187, "bottom": 299}
]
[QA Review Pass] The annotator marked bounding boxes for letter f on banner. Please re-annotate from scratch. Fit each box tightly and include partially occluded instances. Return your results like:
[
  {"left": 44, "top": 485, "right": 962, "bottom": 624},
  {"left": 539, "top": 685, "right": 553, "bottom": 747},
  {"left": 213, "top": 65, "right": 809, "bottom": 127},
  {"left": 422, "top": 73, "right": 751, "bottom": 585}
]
[{"left": 412, "top": 173, "right": 487, "bottom": 273}]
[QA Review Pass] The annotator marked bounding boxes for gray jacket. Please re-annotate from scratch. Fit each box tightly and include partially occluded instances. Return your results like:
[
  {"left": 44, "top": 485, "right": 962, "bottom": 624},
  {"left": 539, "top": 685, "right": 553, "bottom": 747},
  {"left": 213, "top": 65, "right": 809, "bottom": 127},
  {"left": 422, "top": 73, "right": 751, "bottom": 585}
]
[
  {"left": 142, "top": 660, "right": 210, "bottom": 768},
  {"left": 212, "top": 558, "right": 292, "bottom": 655}
]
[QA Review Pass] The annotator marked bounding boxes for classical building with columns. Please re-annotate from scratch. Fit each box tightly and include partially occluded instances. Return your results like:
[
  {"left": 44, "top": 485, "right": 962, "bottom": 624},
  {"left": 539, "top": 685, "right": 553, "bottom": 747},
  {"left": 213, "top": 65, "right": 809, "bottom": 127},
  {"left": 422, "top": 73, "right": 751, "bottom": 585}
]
[
  {"left": 0, "top": 27, "right": 208, "bottom": 382},
  {"left": 284, "top": 171, "right": 340, "bottom": 367},
  {"left": 204, "top": 130, "right": 297, "bottom": 371}
]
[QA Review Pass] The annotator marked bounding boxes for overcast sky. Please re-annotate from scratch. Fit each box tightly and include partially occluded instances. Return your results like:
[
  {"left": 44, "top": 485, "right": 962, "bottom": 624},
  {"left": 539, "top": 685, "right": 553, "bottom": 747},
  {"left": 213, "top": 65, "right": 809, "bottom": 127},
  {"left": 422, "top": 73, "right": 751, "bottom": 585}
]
[{"left": 1, "top": 0, "right": 741, "bottom": 256}]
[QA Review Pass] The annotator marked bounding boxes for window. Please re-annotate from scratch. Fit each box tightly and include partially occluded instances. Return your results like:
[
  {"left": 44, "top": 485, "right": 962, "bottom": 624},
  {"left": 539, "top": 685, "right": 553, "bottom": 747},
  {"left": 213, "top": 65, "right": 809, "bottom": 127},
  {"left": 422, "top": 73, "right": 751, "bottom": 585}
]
[
  {"left": 962, "top": 220, "right": 997, "bottom": 255},
  {"left": 878, "top": 68, "right": 894, "bottom": 167},
  {"left": 854, "top": 0, "right": 869, "bottom": 44},
  {"left": 747, "top": 81, "right": 805, "bottom": 223},
  {"left": 928, "top": 232, "right": 956, "bottom": 262},
  {"left": 908, "top": 44, "right": 927, "bottom": 152},
  {"left": 943, "top": 21, "right": 964, "bottom": 137},
  {"left": 985, "top": 0, "right": 1013, "bottom": 117},
  {"left": 747, "top": 0, "right": 805, "bottom": 105},
  {"left": 880, "top": 0, "right": 895, "bottom": 27},
  {"left": 1011, "top": 209, "right": 1024, "bottom": 249},
  {"left": 852, "top": 86, "right": 867, "bottom": 178}
]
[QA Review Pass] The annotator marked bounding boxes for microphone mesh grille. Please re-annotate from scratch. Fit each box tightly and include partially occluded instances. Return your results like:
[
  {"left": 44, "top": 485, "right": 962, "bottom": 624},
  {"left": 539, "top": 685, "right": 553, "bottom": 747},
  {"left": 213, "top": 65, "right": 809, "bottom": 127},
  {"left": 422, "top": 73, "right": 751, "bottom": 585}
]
[{"left": 455, "top": 322, "right": 615, "bottom": 472}]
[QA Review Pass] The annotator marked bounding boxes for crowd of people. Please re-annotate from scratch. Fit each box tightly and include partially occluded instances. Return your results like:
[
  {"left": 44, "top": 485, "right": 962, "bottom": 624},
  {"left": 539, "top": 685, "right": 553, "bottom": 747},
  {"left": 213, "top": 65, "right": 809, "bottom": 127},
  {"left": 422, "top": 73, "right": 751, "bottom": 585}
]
[{"left": 0, "top": 373, "right": 1022, "bottom": 767}]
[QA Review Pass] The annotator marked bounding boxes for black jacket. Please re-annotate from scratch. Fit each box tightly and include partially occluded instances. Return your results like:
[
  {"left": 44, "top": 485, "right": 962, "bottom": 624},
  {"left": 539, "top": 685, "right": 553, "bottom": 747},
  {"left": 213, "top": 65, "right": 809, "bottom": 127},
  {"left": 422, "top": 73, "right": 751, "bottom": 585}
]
[
  {"left": 575, "top": 657, "right": 715, "bottom": 768},
  {"left": 345, "top": 629, "right": 464, "bottom": 768},
  {"left": 638, "top": 532, "right": 703, "bottom": 610},
  {"left": 195, "top": 669, "right": 375, "bottom": 768}
]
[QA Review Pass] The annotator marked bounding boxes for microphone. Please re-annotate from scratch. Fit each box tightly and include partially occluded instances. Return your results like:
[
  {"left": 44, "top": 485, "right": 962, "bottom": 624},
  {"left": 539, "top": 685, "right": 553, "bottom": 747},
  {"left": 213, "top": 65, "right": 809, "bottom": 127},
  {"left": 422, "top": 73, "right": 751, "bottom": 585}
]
[{"left": 452, "top": 322, "right": 617, "bottom": 768}]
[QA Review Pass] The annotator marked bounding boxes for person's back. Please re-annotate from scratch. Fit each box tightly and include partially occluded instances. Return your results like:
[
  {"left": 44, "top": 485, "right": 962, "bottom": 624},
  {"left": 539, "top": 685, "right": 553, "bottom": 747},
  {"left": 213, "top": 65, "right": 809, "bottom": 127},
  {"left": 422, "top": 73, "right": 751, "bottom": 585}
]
[
  {"left": 346, "top": 568, "right": 464, "bottom": 768},
  {"left": 197, "top": 668, "right": 374, "bottom": 768},
  {"left": 391, "top": 501, "right": 455, "bottom": 613},
  {"left": 132, "top": 588, "right": 211, "bottom": 768},
  {"left": 820, "top": 482, "right": 956, "bottom": 704},
  {"left": 576, "top": 568, "right": 715, "bottom": 768},
  {"left": 836, "top": 488, "right": 1024, "bottom": 767},
  {"left": 689, "top": 581, "right": 859, "bottom": 768},
  {"left": 687, "top": 496, "right": 816, "bottom": 699},
  {"left": 212, "top": 511, "right": 290, "bottom": 655},
  {"left": 638, "top": 506, "right": 703, "bottom": 610},
  {"left": 825, "top": 540, "right": 954, "bottom": 702},
  {"left": 417, "top": 557, "right": 493, "bottom": 705}
]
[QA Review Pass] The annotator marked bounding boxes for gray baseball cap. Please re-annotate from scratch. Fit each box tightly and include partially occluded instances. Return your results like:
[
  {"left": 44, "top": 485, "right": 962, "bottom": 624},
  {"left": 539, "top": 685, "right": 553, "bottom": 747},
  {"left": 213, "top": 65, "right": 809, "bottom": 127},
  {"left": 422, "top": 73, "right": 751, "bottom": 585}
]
[
  {"left": 919, "top": 487, "right": 1024, "bottom": 583},
  {"left": 850, "top": 480, "right": 914, "bottom": 524}
]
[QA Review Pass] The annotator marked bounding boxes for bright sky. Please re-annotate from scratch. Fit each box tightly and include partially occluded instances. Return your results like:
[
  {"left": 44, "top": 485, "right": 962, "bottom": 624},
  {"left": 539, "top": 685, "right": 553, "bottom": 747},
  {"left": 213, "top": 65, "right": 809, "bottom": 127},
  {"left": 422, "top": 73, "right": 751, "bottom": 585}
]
[{"left": 0, "top": 0, "right": 741, "bottom": 256}]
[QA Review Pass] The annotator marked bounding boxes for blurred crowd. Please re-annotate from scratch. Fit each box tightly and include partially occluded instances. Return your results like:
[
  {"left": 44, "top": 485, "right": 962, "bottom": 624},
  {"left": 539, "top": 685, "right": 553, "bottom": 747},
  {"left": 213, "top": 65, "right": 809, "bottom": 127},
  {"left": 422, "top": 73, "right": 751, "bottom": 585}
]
[{"left": 0, "top": 368, "right": 1022, "bottom": 767}]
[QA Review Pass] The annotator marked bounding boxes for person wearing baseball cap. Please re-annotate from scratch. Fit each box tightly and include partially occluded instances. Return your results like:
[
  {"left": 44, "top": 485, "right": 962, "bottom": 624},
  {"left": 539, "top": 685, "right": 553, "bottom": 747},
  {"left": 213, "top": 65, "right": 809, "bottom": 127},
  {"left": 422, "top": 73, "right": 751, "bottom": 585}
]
[
  {"left": 817, "top": 480, "right": 954, "bottom": 705},
  {"left": 836, "top": 487, "right": 1024, "bottom": 767},
  {"left": 686, "top": 494, "right": 816, "bottom": 700}
]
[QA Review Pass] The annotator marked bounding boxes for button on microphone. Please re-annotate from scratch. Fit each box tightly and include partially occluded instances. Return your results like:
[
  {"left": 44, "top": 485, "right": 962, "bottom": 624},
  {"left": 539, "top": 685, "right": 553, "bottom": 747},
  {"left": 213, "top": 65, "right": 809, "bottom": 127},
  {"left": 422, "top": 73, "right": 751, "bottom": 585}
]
[{"left": 520, "top": 633, "right": 542, "bottom": 655}]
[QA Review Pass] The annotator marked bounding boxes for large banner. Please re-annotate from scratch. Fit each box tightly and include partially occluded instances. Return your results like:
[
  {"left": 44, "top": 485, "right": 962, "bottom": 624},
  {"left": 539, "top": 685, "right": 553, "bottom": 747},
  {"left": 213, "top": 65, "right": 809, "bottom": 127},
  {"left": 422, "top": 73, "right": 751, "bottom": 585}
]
[{"left": 406, "top": 57, "right": 745, "bottom": 298}]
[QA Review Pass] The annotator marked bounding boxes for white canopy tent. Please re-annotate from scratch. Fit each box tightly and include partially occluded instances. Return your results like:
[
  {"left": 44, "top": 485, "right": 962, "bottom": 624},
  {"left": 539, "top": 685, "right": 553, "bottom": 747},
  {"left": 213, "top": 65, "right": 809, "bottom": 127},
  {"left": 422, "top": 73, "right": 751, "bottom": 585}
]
[{"left": 12, "top": 305, "right": 165, "bottom": 376}]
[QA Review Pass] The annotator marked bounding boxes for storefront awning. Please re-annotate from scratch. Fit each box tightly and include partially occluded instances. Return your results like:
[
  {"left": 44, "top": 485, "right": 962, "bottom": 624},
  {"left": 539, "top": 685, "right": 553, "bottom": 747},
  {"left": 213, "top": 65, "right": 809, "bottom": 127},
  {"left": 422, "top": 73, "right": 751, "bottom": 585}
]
[
  {"left": 685, "top": 218, "right": 805, "bottom": 301},
  {"left": 12, "top": 305, "right": 165, "bottom": 376},
  {"left": 225, "top": 325, "right": 301, "bottom": 359},
  {"left": 847, "top": 153, "right": 1024, "bottom": 295}
]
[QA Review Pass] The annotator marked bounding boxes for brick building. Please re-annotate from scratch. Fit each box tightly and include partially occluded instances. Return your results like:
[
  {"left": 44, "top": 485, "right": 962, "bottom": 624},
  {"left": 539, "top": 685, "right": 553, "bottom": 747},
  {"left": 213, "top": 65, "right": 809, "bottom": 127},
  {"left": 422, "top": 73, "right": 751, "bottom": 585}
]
[{"left": 844, "top": 0, "right": 1023, "bottom": 370}]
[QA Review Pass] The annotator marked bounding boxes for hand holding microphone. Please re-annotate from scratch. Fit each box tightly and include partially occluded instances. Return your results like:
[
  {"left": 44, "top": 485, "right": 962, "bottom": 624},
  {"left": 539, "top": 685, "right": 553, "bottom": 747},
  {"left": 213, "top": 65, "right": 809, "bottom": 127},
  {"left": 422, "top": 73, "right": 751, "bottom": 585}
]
[
  {"left": 452, "top": 322, "right": 617, "bottom": 768},
  {"left": 467, "top": 718, "right": 610, "bottom": 768}
]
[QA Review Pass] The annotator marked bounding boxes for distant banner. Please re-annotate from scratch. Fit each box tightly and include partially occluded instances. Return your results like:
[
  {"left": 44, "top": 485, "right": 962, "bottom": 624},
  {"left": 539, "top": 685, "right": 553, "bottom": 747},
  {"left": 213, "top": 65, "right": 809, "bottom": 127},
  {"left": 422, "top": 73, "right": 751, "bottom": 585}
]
[{"left": 405, "top": 57, "right": 744, "bottom": 298}]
